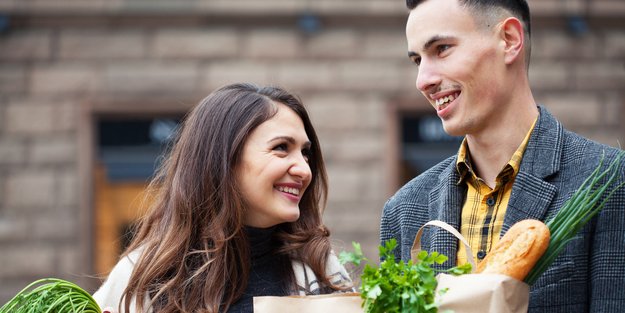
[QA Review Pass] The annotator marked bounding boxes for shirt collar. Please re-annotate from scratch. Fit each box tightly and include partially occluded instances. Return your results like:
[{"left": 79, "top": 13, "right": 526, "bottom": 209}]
[{"left": 455, "top": 117, "right": 538, "bottom": 186}]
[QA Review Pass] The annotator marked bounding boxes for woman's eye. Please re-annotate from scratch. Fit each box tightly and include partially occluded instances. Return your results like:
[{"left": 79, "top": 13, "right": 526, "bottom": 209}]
[
  {"left": 302, "top": 148, "right": 312, "bottom": 162},
  {"left": 273, "top": 143, "right": 288, "bottom": 152}
]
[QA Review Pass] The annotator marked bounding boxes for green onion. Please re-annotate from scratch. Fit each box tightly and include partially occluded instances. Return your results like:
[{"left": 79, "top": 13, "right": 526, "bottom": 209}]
[
  {"left": 525, "top": 151, "right": 625, "bottom": 285},
  {"left": 0, "top": 278, "right": 102, "bottom": 313}
]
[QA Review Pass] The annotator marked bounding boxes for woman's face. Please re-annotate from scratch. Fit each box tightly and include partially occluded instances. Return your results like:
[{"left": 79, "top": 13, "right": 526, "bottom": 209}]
[{"left": 237, "top": 103, "right": 313, "bottom": 228}]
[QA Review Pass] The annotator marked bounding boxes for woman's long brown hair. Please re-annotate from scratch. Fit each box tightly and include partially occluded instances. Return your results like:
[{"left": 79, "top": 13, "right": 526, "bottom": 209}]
[{"left": 118, "top": 83, "right": 336, "bottom": 313}]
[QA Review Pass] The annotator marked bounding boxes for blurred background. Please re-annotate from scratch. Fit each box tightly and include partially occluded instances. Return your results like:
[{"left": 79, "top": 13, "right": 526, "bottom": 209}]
[{"left": 0, "top": 0, "right": 624, "bottom": 302}]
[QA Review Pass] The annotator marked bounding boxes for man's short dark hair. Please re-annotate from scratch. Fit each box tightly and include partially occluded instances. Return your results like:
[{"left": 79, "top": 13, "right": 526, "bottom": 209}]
[{"left": 406, "top": 0, "right": 531, "bottom": 38}]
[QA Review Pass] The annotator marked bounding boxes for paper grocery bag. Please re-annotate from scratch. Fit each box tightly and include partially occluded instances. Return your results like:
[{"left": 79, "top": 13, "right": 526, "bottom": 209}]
[
  {"left": 415, "top": 220, "right": 530, "bottom": 313},
  {"left": 253, "top": 292, "right": 363, "bottom": 313},
  {"left": 436, "top": 273, "right": 529, "bottom": 313}
]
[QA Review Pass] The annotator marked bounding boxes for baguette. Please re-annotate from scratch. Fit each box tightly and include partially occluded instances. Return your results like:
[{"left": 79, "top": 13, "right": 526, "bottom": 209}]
[{"left": 476, "top": 219, "right": 550, "bottom": 281}]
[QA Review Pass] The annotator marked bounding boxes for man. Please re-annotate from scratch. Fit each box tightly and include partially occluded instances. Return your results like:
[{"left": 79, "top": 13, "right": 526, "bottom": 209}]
[{"left": 380, "top": 0, "right": 625, "bottom": 312}]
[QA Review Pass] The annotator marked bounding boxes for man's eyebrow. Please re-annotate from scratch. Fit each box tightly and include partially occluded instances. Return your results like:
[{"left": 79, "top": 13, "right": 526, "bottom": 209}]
[
  {"left": 407, "top": 35, "right": 453, "bottom": 58},
  {"left": 423, "top": 35, "right": 451, "bottom": 50}
]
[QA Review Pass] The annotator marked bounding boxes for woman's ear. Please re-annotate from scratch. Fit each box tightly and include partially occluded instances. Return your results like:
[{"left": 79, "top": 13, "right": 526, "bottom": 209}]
[{"left": 499, "top": 17, "right": 525, "bottom": 65}]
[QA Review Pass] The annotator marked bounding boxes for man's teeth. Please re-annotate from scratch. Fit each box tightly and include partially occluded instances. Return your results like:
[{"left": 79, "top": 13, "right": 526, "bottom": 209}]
[
  {"left": 277, "top": 186, "right": 300, "bottom": 196},
  {"left": 435, "top": 93, "right": 459, "bottom": 108}
]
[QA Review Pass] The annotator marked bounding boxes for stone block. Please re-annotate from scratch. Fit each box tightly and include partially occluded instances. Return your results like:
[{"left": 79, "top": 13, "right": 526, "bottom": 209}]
[
  {"left": 30, "top": 64, "right": 98, "bottom": 94},
  {"left": 4, "top": 170, "right": 56, "bottom": 209},
  {"left": 591, "top": 0, "right": 625, "bottom": 16},
  {"left": 528, "top": 61, "right": 569, "bottom": 90},
  {"left": 203, "top": 61, "right": 271, "bottom": 89},
  {"left": 57, "top": 170, "right": 79, "bottom": 207},
  {"left": 363, "top": 32, "right": 407, "bottom": 59},
  {"left": 304, "top": 30, "right": 358, "bottom": 58},
  {"left": 601, "top": 92, "right": 623, "bottom": 126},
  {"left": 55, "top": 100, "right": 78, "bottom": 132},
  {"left": 306, "top": 93, "right": 384, "bottom": 131},
  {"left": 0, "top": 138, "right": 27, "bottom": 165},
  {"left": 541, "top": 94, "right": 601, "bottom": 127},
  {"left": 605, "top": 30, "right": 625, "bottom": 58},
  {"left": 59, "top": 30, "right": 146, "bottom": 60},
  {"left": 30, "top": 136, "right": 77, "bottom": 164},
  {"left": 532, "top": 30, "right": 597, "bottom": 59},
  {"left": 337, "top": 60, "right": 404, "bottom": 90},
  {"left": 5, "top": 100, "right": 56, "bottom": 134},
  {"left": 104, "top": 62, "right": 199, "bottom": 95},
  {"left": 154, "top": 28, "right": 239, "bottom": 59},
  {"left": 0, "top": 30, "right": 51, "bottom": 61},
  {"left": 274, "top": 61, "right": 335, "bottom": 91},
  {"left": 0, "top": 66, "right": 26, "bottom": 95},
  {"left": 0, "top": 218, "right": 29, "bottom": 241},
  {"left": 0, "top": 245, "right": 56, "bottom": 278},
  {"left": 326, "top": 163, "right": 383, "bottom": 203},
  {"left": 574, "top": 61, "right": 625, "bottom": 90},
  {"left": 243, "top": 30, "right": 299, "bottom": 59},
  {"left": 30, "top": 212, "right": 77, "bottom": 241},
  {"left": 57, "top": 245, "right": 82, "bottom": 278},
  {"left": 320, "top": 132, "right": 384, "bottom": 163}
]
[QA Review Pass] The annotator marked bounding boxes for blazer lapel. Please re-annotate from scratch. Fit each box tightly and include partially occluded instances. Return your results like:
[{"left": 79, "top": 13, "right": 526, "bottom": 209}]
[
  {"left": 503, "top": 106, "right": 563, "bottom": 234},
  {"left": 428, "top": 161, "right": 466, "bottom": 269}
]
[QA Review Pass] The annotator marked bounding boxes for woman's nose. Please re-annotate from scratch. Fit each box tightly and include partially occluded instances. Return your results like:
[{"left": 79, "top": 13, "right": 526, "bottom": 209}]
[{"left": 289, "top": 153, "right": 312, "bottom": 180}]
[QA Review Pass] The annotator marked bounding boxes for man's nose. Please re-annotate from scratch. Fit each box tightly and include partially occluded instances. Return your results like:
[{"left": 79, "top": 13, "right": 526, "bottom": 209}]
[{"left": 415, "top": 59, "right": 440, "bottom": 93}]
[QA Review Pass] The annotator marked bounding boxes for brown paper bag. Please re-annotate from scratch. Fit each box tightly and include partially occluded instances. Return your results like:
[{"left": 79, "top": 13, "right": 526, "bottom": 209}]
[
  {"left": 253, "top": 292, "right": 363, "bottom": 313},
  {"left": 415, "top": 220, "right": 529, "bottom": 313},
  {"left": 436, "top": 273, "right": 529, "bottom": 313}
]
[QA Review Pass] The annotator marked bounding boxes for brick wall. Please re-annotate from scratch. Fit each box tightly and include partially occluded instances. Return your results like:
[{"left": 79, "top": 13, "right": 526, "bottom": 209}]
[{"left": 0, "top": 0, "right": 624, "bottom": 302}]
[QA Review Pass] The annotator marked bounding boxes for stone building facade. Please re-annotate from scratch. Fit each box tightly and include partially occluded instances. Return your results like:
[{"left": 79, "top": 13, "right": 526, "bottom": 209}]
[{"left": 0, "top": 0, "right": 624, "bottom": 301}]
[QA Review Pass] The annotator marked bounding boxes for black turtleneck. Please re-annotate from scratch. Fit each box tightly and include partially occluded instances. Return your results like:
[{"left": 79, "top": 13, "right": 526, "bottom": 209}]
[{"left": 227, "top": 226, "right": 291, "bottom": 313}]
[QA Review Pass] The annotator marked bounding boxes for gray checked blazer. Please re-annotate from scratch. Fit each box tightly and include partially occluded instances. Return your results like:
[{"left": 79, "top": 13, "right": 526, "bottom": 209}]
[{"left": 380, "top": 106, "right": 625, "bottom": 312}]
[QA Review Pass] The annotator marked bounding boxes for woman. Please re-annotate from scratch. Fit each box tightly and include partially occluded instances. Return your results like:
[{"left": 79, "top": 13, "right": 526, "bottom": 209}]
[{"left": 93, "top": 83, "right": 352, "bottom": 313}]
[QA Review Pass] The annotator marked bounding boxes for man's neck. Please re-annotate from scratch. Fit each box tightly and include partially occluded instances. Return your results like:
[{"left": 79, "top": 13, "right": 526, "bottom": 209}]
[{"left": 465, "top": 106, "right": 538, "bottom": 188}]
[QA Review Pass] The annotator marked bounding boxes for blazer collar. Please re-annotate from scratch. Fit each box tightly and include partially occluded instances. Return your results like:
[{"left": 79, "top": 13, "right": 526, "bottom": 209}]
[
  {"left": 503, "top": 105, "right": 561, "bottom": 233},
  {"left": 519, "top": 105, "right": 563, "bottom": 179}
]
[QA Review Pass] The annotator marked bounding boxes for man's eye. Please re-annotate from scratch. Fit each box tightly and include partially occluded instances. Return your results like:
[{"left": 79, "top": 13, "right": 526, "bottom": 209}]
[
  {"left": 437, "top": 44, "right": 451, "bottom": 54},
  {"left": 411, "top": 57, "right": 421, "bottom": 66}
]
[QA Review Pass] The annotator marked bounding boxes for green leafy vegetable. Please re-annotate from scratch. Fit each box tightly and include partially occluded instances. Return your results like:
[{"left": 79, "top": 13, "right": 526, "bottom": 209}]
[
  {"left": 341, "top": 239, "right": 471, "bottom": 313},
  {"left": 0, "top": 278, "right": 101, "bottom": 313},
  {"left": 525, "top": 151, "right": 625, "bottom": 285},
  {"left": 339, "top": 241, "right": 365, "bottom": 266}
]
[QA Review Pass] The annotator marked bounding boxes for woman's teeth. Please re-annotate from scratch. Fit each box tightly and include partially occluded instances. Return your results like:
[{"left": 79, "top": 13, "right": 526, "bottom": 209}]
[{"left": 277, "top": 186, "right": 300, "bottom": 196}]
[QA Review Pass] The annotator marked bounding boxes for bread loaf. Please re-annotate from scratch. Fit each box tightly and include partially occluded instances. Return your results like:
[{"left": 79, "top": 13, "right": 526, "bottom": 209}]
[{"left": 476, "top": 219, "right": 550, "bottom": 281}]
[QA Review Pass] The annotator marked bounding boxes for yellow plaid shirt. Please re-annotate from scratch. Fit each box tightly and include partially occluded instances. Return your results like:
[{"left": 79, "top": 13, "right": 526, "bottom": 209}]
[{"left": 456, "top": 119, "right": 537, "bottom": 266}]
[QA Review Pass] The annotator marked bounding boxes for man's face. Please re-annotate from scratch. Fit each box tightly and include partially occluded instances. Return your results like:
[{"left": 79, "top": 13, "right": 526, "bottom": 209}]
[{"left": 406, "top": 0, "right": 507, "bottom": 137}]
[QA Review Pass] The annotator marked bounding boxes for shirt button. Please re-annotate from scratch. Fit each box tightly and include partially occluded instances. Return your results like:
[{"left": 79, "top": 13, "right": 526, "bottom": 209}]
[
  {"left": 477, "top": 250, "right": 487, "bottom": 260},
  {"left": 486, "top": 197, "right": 495, "bottom": 206}
]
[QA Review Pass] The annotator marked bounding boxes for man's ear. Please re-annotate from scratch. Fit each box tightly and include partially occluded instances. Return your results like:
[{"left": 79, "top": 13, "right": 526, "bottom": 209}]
[{"left": 499, "top": 17, "right": 524, "bottom": 65}]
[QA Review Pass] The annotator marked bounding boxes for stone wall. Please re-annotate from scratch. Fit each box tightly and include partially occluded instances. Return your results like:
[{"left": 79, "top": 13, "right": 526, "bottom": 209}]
[{"left": 0, "top": 0, "right": 624, "bottom": 302}]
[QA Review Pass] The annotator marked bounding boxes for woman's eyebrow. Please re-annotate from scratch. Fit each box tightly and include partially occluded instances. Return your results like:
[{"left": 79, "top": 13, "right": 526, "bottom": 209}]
[{"left": 267, "top": 136, "right": 311, "bottom": 148}]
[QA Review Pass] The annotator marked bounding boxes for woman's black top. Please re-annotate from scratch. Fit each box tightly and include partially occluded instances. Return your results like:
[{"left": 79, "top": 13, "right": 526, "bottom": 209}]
[{"left": 227, "top": 226, "right": 291, "bottom": 313}]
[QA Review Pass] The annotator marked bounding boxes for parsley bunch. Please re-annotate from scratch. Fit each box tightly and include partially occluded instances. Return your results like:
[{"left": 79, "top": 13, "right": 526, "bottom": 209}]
[{"left": 340, "top": 239, "right": 471, "bottom": 313}]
